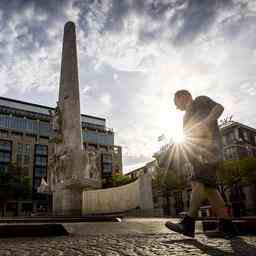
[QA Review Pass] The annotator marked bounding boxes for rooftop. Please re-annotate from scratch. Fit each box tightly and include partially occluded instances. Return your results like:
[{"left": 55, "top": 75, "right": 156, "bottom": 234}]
[{"left": 219, "top": 120, "right": 256, "bottom": 133}]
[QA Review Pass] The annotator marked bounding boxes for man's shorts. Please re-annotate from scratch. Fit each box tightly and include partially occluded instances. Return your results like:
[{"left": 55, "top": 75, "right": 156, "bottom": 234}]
[{"left": 191, "top": 161, "right": 219, "bottom": 188}]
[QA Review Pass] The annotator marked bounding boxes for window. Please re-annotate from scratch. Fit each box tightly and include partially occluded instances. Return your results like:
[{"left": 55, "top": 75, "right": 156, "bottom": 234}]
[
  {"left": 102, "top": 153, "right": 112, "bottom": 178},
  {"left": 25, "top": 119, "right": 38, "bottom": 134},
  {"left": 102, "top": 153, "right": 112, "bottom": 163},
  {"left": 24, "top": 144, "right": 31, "bottom": 165},
  {"left": 24, "top": 155, "right": 30, "bottom": 165},
  {"left": 225, "top": 147, "right": 237, "bottom": 160},
  {"left": 100, "top": 146, "right": 108, "bottom": 152},
  {"left": 0, "top": 140, "right": 11, "bottom": 151},
  {"left": 35, "top": 144, "right": 48, "bottom": 155},
  {"left": 222, "top": 136, "right": 227, "bottom": 146},
  {"left": 16, "top": 154, "right": 22, "bottom": 167},
  {"left": 16, "top": 143, "right": 31, "bottom": 166},
  {"left": 243, "top": 131, "right": 249, "bottom": 141},
  {"left": 102, "top": 163, "right": 112, "bottom": 175},
  {"left": 35, "top": 166, "right": 46, "bottom": 177},
  {"left": 0, "top": 140, "right": 12, "bottom": 172},
  {"left": 35, "top": 156, "right": 47, "bottom": 166},
  {"left": 0, "top": 151, "right": 11, "bottom": 162},
  {"left": 11, "top": 116, "right": 26, "bottom": 130},
  {"left": 17, "top": 143, "right": 23, "bottom": 154},
  {"left": 39, "top": 121, "right": 51, "bottom": 136},
  {"left": 0, "top": 114, "right": 11, "bottom": 129},
  {"left": 24, "top": 144, "right": 31, "bottom": 154},
  {"left": 227, "top": 132, "right": 235, "bottom": 144},
  {"left": 34, "top": 144, "right": 48, "bottom": 190}
]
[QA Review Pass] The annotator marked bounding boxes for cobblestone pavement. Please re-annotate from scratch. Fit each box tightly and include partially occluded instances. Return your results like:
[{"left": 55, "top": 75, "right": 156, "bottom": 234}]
[{"left": 0, "top": 218, "right": 256, "bottom": 256}]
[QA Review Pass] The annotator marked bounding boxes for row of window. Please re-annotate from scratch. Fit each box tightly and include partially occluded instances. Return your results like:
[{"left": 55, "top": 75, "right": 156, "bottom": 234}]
[
  {"left": 0, "top": 114, "right": 114, "bottom": 146},
  {"left": 222, "top": 128, "right": 256, "bottom": 146},
  {"left": 0, "top": 114, "right": 52, "bottom": 136},
  {"left": 82, "top": 130, "right": 114, "bottom": 146},
  {"left": 224, "top": 145, "right": 256, "bottom": 160},
  {"left": 224, "top": 147, "right": 238, "bottom": 160}
]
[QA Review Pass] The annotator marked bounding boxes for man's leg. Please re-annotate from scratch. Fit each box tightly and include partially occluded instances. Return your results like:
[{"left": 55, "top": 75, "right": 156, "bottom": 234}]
[
  {"left": 205, "top": 187, "right": 237, "bottom": 238},
  {"left": 204, "top": 187, "right": 228, "bottom": 218},
  {"left": 188, "top": 181, "right": 207, "bottom": 218},
  {"left": 165, "top": 181, "right": 206, "bottom": 237}
]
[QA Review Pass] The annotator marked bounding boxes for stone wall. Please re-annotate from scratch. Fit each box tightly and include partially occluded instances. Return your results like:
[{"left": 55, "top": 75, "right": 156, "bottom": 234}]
[{"left": 82, "top": 173, "right": 153, "bottom": 214}]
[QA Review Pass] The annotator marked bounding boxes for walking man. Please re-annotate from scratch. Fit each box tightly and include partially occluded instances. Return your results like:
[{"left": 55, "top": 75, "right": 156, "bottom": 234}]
[{"left": 165, "top": 90, "right": 237, "bottom": 238}]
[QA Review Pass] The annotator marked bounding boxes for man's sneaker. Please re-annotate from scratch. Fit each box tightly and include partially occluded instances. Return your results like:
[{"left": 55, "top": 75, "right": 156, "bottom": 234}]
[{"left": 165, "top": 215, "right": 195, "bottom": 238}]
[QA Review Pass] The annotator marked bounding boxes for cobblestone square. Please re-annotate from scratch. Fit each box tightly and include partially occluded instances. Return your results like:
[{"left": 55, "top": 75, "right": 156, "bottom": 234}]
[{"left": 0, "top": 218, "right": 256, "bottom": 255}]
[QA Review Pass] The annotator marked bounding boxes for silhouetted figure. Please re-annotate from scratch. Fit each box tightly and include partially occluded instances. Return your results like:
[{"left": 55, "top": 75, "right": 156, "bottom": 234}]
[{"left": 165, "top": 90, "right": 237, "bottom": 238}]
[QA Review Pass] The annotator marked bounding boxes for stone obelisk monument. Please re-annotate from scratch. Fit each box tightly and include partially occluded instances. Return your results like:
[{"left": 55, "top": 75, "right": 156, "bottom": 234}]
[
  {"left": 58, "top": 21, "right": 83, "bottom": 152},
  {"left": 49, "top": 21, "right": 101, "bottom": 215}
]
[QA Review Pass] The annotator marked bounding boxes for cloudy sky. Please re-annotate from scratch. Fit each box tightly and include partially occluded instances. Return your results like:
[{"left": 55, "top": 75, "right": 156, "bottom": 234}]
[{"left": 1, "top": 0, "right": 256, "bottom": 172}]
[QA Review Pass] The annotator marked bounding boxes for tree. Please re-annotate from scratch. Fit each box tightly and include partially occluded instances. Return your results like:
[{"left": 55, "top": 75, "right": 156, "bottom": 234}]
[
  {"left": 217, "top": 157, "right": 256, "bottom": 217},
  {"left": 217, "top": 157, "right": 256, "bottom": 187},
  {"left": 152, "top": 166, "right": 187, "bottom": 215},
  {"left": 103, "top": 174, "right": 135, "bottom": 188},
  {"left": 0, "top": 162, "right": 32, "bottom": 215}
]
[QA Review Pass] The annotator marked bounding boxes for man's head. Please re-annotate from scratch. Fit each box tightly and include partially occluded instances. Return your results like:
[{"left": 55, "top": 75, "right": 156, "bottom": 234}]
[{"left": 174, "top": 90, "right": 193, "bottom": 111}]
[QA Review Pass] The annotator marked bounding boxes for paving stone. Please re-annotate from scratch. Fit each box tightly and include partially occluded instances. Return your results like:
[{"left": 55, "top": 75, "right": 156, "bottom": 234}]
[{"left": 0, "top": 218, "right": 255, "bottom": 255}]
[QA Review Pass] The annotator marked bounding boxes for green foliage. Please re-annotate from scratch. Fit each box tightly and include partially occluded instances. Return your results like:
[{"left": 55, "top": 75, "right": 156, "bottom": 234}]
[
  {"left": 103, "top": 174, "right": 135, "bottom": 188},
  {"left": 152, "top": 166, "right": 186, "bottom": 195},
  {"left": 217, "top": 157, "right": 256, "bottom": 186},
  {"left": 153, "top": 145, "right": 173, "bottom": 170},
  {"left": 0, "top": 163, "right": 32, "bottom": 202}
]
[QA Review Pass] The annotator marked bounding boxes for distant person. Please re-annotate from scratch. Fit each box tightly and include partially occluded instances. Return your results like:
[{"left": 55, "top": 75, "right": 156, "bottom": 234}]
[{"left": 165, "top": 90, "right": 237, "bottom": 238}]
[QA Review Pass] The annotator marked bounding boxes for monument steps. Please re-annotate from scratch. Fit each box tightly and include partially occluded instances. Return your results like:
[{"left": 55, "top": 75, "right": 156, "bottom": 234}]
[{"left": 0, "top": 215, "right": 123, "bottom": 224}]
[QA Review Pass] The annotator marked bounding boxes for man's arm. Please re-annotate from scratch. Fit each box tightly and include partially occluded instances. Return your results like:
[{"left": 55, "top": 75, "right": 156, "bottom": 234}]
[
  {"left": 196, "top": 96, "right": 224, "bottom": 124},
  {"left": 205, "top": 103, "right": 224, "bottom": 124}
]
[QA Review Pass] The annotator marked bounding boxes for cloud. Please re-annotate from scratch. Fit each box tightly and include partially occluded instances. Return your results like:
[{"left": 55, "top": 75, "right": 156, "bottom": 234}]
[{"left": 0, "top": 0, "right": 256, "bottom": 171}]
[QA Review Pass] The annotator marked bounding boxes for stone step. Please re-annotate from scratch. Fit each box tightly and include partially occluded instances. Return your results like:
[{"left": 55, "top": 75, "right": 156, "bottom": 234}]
[
  {"left": 0, "top": 224, "right": 69, "bottom": 238},
  {"left": 0, "top": 215, "right": 123, "bottom": 224}
]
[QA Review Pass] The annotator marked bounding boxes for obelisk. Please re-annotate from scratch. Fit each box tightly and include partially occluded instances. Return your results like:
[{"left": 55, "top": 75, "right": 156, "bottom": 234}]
[
  {"left": 58, "top": 21, "right": 83, "bottom": 152},
  {"left": 50, "top": 21, "right": 101, "bottom": 216}
]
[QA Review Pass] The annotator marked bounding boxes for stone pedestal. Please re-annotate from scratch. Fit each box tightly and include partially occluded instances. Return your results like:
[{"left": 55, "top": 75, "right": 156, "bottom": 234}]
[{"left": 53, "top": 188, "right": 83, "bottom": 216}]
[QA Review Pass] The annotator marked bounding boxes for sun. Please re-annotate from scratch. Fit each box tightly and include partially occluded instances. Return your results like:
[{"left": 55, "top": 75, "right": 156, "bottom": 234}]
[{"left": 172, "top": 130, "right": 185, "bottom": 144}]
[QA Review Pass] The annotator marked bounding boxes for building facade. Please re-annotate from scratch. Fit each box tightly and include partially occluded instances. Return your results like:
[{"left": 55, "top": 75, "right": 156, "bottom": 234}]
[
  {"left": 220, "top": 120, "right": 256, "bottom": 160},
  {"left": 0, "top": 97, "right": 122, "bottom": 216}
]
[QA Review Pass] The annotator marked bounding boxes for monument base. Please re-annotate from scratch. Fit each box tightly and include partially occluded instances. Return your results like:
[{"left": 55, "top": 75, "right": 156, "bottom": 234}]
[
  {"left": 52, "top": 179, "right": 101, "bottom": 216},
  {"left": 53, "top": 188, "right": 83, "bottom": 216}
]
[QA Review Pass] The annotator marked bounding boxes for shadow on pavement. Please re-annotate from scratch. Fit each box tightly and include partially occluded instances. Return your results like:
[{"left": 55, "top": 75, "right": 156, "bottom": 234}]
[
  {"left": 162, "top": 238, "right": 233, "bottom": 256},
  {"left": 230, "top": 237, "right": 256, "bottom": 256},
  {"left": 162, "top": 237, "right": 256, "bottom": 256}
]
